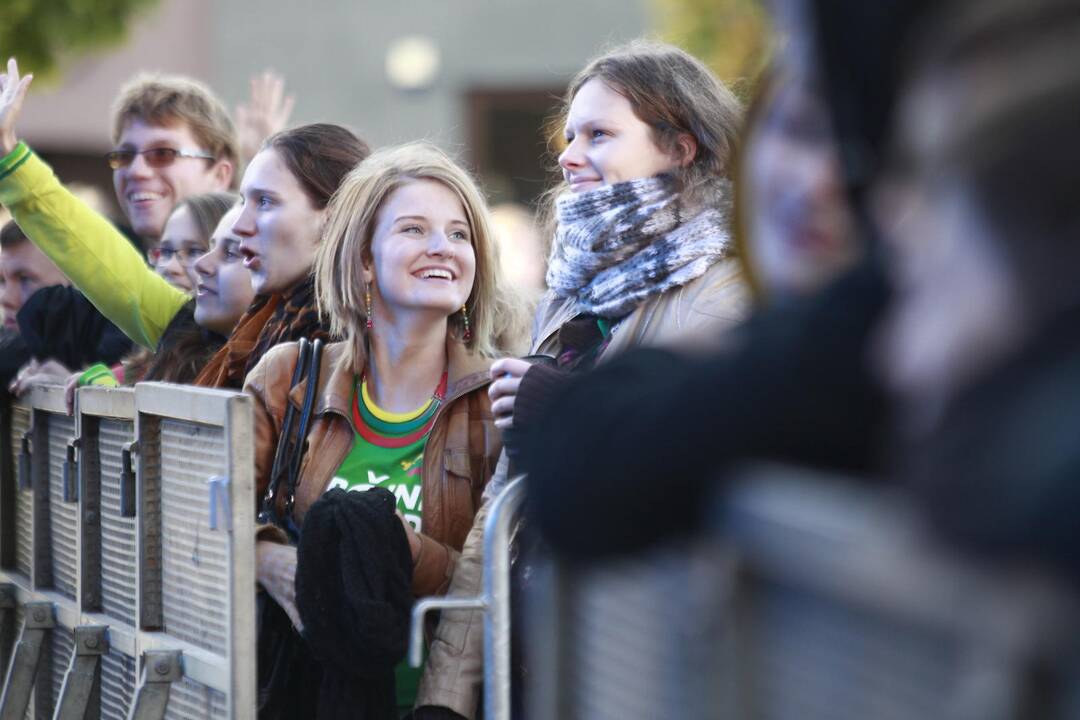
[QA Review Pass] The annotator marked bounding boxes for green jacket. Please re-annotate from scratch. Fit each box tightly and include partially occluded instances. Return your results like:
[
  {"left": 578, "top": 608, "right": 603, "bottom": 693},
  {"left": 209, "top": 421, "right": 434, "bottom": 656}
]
[{"left": 0, "top": 143, "right": 188, "bottom": 350}]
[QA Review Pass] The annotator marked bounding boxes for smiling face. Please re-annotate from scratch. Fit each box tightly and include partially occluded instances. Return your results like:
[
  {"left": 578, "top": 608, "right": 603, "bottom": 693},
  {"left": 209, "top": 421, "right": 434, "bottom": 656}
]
[
  {"left": 744, "top": 74, "right": 859, "bottom": 297},
  {"left": 558, "top": 78, "right": 681, "bottom": 193},
  {"left": 232, "top": 148, "right": 325, "bottom": 295},
  {"left": 112, "top": 118, "right": 231, "bottom": 242},
  {"left": 193, "top": 206, "right": 255, "bottom": 335},
  {"left": 365, "top": 179, "right": 477, "bottom": 327},
  {"left": 152, "top": 204, "right": 208, "bottom": 293}
]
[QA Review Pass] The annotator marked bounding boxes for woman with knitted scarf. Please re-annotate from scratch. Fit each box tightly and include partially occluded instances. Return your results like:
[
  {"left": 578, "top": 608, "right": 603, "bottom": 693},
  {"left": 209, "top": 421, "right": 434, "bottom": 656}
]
[{"left": 412, "top": 41, "right": 748, "bottom": 720}]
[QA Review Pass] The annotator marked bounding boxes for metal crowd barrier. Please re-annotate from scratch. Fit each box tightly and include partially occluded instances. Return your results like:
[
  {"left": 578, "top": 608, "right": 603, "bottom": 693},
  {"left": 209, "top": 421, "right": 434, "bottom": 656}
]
[
  {"left": 0, "top": 382, "right": 256, "bottom": 720},
  {"left": 410, "top": 476, "right": 526, "bottom": 720},
  {"left": 525, "top": 467, "right": 1080, "bottom": 720}
]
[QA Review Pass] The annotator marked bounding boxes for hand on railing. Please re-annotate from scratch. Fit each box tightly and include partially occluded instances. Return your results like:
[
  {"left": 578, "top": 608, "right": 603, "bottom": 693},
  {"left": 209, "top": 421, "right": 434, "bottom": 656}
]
[
  {"left": 0, "top": 57, "right": 32, "bottom": 156},
  {"left": 256, "top": 540, "right": 303, "bottom": 631},
  {"left": 8, "top": 358, "right": 71, "bottom": 397}
]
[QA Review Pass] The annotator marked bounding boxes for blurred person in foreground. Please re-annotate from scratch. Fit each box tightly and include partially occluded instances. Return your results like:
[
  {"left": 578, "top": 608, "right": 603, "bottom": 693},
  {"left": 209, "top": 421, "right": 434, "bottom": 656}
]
[
  {"left": 412, "top": 40, "right": 749, "bottom": 720},
  {"left": 875, "top": 0, "right": 1080, "bottom": 580},
  {"left": 515, "top": 0, "right": 934, "bottom": 559}
]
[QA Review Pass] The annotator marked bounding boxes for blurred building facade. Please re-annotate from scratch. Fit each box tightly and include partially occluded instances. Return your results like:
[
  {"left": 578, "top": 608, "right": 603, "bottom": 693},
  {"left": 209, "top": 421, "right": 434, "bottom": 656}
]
[{"left": 20, "top": 0, "right": 650, "bottom": 216}]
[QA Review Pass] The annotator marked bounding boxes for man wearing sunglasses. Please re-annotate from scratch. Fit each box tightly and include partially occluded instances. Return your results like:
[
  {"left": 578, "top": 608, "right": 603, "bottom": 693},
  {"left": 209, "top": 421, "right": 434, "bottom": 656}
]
[
  {"left": 0, "top": 59, "right": 238, "bottom": 351},
  {"left": 108, "top": 74, "right": 237, "bottom": 246}
]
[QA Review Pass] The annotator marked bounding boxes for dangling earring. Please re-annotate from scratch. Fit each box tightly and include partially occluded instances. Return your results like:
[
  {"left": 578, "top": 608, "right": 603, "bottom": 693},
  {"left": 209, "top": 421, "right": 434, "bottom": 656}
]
[
  {"left": 461, "top": 305, "right": 472, "bottom": 342},
  {"left": 365, "top": 287, "right": 374, "bottom": 330}
]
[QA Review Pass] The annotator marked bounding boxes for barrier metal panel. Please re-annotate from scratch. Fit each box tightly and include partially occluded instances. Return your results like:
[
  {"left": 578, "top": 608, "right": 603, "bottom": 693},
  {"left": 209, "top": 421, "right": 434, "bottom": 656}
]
[
  {"left": 7, "top": 387, "right": 80, "bottom": 601},
  {"left": 0, "top": 400, "right": 12, "bottom": 573},
  {"left": 529, "top": 541, "right": 736, "bottom": 720},
  {"left": 134, "top": 382, "right": 255, "bottom": 720},
  {"left": 100, "top": 647, "right": 137, "bottom": 719},
  {"left": 10, "top": 403, "right": 32, "bottom": 583},
  {"left": 528, "top": 469, "right": 1080, "bottom": 720},
  {"left": 77, "top": 387, "right": 138, "bottom": 626},
  {"left": 37, "top": 388, "right": 79, "bottom": 603},
  {"left": 718, "top": 473, "right": 1080, "bottom": 720},
  {"left": 77, "top": 387, "right": 140, "bottom": 720},
  {"left": 0, "top": 382, "right": 256, "bottom": 720}
]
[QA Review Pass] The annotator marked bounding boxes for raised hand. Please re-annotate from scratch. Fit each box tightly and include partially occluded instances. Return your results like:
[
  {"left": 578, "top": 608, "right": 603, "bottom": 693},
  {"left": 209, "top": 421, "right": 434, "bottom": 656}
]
[
  {"left": 235, "top": 71, "right": 295, "bottom": 166},
  {"left": 0, "top": 58, "right": 33, "bottom": 156}
]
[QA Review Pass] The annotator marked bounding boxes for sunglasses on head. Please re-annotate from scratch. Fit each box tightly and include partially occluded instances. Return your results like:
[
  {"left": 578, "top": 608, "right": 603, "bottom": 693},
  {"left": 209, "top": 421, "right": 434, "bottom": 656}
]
[{"left": 106, "top": 147, "right": 216, "bottom": 170}]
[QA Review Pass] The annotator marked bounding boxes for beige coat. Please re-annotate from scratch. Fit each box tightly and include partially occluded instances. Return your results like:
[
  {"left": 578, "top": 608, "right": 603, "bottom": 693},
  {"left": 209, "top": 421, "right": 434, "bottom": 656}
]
[{"left": 415, "top": 257, "right": 749, "bottom": 716}]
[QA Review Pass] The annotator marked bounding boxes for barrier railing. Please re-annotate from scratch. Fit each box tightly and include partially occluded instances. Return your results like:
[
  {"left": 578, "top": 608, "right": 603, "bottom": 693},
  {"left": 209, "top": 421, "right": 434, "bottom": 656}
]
[
  {"left": 0, "top": 382, "right": 256, "bottom": 720},
  {"left": 524, "top": 467, "right": 1080, "bottom": 720},
  {"left": 410, "top": 475, "right": 526, "bottom": 720}
]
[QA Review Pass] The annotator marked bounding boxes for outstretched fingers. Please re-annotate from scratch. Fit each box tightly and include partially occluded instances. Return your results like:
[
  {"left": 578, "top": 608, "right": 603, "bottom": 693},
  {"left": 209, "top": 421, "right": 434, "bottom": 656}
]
[{"left": 0, "top": 57, "right": 33, "bottom": 154}]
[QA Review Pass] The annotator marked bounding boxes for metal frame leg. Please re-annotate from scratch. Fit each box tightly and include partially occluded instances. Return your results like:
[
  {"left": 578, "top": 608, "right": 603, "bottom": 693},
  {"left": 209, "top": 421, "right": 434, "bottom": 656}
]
[
  {"left": 53, "top": 626, "right": 108, "bottom": 720},
  {"left": 126, "top": 650, "right": 181, "bottom": 720},
  {"left": 0, "top": 585, "right": 14, "bottom": 680},
  {"left": 0, "top": 600, "right": 54, "bottom": 720},
  {"left": 410, "top": 476, "right": 526, "bottom": 720}
]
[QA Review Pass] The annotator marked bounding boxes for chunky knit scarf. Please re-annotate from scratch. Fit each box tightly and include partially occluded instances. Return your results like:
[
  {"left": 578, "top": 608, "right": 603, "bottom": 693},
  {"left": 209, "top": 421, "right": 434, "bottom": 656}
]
[{"left": 546, "top": 175, "right": 734, "bottom": 318}]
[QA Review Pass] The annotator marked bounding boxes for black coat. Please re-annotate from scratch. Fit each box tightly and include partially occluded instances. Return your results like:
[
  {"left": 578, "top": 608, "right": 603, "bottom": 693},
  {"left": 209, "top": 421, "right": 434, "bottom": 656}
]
[
  {"left": 519, "top": 260, "right": 891, "bottom": 560},
  {"left": 17, "top": 285, "right": 132, "bottom": 370},
  {"left": 904, "top": 305, "right": 1080, "bottom": 582},
  {"left": 0, "top": 328, "right": 30, "bottom": 391},
  {"left": 296, "top": 488, "right": 413, "bottom": 720}
]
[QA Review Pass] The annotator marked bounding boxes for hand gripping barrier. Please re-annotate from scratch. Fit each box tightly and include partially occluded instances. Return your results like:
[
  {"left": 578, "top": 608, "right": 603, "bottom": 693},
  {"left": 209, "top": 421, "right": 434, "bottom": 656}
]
[
  {"left": 410, "top": 475, "right": 526, "bottom": 720},
  {"left": 0, "top": 383, "right": 256, "bottom": 720}
]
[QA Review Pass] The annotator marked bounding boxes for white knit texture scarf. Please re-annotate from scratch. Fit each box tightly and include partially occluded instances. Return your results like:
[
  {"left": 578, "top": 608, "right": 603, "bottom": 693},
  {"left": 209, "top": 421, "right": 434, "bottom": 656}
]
[{"left": 545, "top": 175, "right": 734, "bottom": 318}]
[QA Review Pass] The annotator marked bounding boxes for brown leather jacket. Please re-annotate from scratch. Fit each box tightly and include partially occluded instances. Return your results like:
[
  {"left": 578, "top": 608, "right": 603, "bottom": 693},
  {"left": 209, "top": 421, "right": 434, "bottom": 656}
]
[
  {"left": 416, "top": 257, "right": 749, "bottom": 716},
  {"left": 244, "top": 337, "right": 503, "bottom": 596}
]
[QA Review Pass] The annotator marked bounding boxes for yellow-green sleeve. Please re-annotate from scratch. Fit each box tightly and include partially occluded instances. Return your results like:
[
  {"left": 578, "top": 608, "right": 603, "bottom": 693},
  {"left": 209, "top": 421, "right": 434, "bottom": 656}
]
[{"left": 0, "top": 142, "right": 188, "bottom": 349}]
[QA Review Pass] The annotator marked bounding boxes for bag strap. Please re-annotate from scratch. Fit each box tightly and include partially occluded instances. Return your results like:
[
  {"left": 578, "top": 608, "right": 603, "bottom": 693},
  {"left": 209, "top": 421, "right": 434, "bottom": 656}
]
[
  {"left": 284, "top": 338, "right": 323, "bottom": 519},
  {"left": 257, "top": 338, "right": 311, "bottom": 527}
]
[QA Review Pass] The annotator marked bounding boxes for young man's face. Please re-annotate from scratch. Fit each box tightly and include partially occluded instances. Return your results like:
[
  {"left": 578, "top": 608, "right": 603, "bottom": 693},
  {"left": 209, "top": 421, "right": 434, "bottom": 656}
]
[
  {"left": 112, "top": 118, "right": 233, "bottom": 243},
  {"left": 0, "top": 241, "right": 70, "bottom": 331}
]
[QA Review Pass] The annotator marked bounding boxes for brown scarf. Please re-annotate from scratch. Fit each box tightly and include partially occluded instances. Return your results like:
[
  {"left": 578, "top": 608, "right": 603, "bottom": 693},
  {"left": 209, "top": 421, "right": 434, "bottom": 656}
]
[{"left": 193, "top": 276, "right": 334, "bottom": 389}]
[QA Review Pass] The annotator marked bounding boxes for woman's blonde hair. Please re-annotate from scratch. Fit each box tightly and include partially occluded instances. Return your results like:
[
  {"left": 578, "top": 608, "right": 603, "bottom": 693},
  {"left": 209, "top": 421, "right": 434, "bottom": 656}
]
[{"left": 316, "top": 142, "right": 518, "bottom": 368}]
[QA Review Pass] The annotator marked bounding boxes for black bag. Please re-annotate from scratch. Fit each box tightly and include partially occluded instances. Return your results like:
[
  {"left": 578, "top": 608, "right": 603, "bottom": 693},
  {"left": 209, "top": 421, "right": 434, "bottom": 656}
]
[{"left": 257, "top": 338, "right": 324, "bottom": 720}]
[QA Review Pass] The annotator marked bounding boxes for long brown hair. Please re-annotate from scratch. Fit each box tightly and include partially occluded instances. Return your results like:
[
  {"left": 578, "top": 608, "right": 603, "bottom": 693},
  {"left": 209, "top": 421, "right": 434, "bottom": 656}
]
[{"left": 261, "top": 123, "right": 371, "bottom": 209}]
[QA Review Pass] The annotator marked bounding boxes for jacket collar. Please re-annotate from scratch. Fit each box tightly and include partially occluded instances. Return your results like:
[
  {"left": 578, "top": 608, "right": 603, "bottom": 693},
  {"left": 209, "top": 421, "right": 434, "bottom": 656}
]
[{"left": 288, "top": 334, "right": 493, "bottom": 420}]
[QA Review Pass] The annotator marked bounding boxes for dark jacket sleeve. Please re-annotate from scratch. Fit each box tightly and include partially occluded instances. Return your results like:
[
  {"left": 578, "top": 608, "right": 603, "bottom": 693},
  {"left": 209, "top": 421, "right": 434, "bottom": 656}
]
[
  {"left": 17, "top": 285, "right": 134, "bottom": 368},
  {"left": 519, "top": 261, "right": 891, "bottom": 560},
  {"left": 0, "top": 329, "right": 30, "bottom": 389}
]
